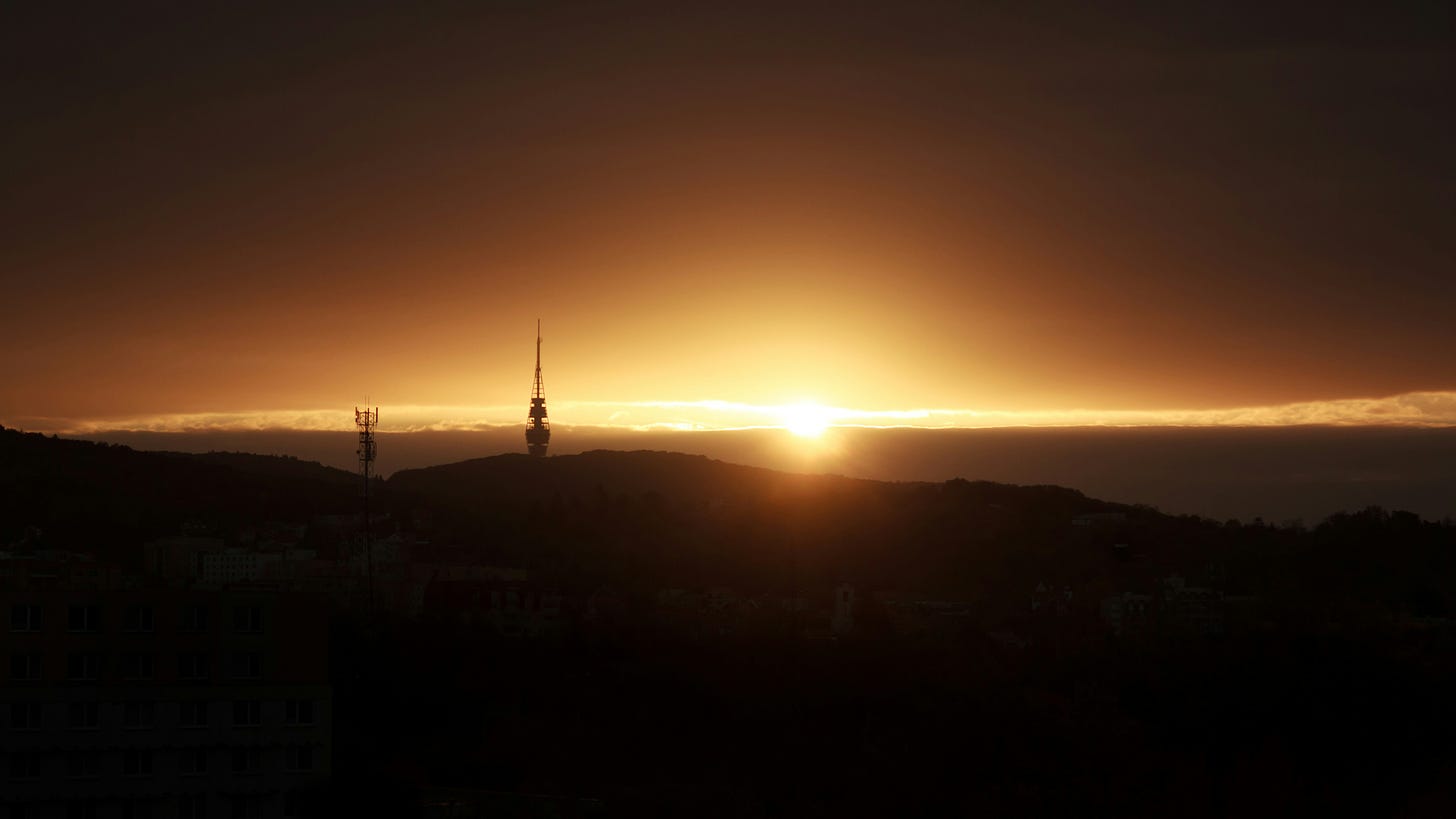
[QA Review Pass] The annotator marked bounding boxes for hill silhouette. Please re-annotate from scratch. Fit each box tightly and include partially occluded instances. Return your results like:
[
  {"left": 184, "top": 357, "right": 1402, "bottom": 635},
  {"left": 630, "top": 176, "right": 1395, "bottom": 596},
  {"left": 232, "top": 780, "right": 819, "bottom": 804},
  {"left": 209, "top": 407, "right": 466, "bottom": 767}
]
[
  {"left": 0, "top": 425, "right": 358, "bottom": 555},
  {"left": 384, "top": 449, "right": 1164, "bottom": 600},
  {"left": 388, "top": 449, "right": 872, "bottom": 505},
  {"left": 381, "top": 449, "right": 1456, "bottom": 626},
  {"left": 388, "top": 448, "right": 1121, "bottom": 514},
  {"left": 7, "top": 428, "right": 1456, "bottom": 622}
]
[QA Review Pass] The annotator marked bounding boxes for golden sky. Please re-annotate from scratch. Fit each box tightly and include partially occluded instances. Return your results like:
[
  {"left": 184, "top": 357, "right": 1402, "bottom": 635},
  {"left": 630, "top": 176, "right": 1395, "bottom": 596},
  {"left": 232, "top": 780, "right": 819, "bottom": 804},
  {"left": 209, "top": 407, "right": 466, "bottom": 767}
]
[{"left": 3, "top": 3, "right": 1453, "bottom": 435}]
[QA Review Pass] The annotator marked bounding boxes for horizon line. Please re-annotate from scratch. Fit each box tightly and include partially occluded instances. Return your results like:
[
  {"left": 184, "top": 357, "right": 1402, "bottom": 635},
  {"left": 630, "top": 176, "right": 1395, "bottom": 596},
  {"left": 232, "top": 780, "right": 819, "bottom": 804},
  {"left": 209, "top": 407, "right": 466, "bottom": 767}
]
[{"left": 8, "top": 390, "right": 1456, "bottom": 435}]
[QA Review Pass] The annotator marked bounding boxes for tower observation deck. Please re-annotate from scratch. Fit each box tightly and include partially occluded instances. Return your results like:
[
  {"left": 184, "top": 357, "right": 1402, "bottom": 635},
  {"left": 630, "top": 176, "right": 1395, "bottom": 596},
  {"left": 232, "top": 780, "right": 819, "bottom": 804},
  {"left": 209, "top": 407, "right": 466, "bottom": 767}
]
[{"left": 526, "top": 319, "right": 551, "bottom": 457}]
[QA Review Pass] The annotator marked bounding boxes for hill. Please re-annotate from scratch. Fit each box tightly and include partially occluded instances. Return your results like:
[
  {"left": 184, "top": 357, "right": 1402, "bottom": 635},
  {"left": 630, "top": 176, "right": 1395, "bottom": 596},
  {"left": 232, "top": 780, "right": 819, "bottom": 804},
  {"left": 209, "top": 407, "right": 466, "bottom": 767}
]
[
  {"left": 385, "top": 449, "right": 1151, "bottom": 596},
  {"left": 387, "top": 449, "right": 889, "bottom": 506},
  {"left": 0, "top": 425, "right": 359, "bottom": 557},
  {"left": 383, "top": 450, "right": 1456, "bottom": 622},
  {"left": 386, "top": 448, "right": 1131, "bottom": 518},
  {"left": 7, "top": 430, "right": 1455, "bottom": 621}
]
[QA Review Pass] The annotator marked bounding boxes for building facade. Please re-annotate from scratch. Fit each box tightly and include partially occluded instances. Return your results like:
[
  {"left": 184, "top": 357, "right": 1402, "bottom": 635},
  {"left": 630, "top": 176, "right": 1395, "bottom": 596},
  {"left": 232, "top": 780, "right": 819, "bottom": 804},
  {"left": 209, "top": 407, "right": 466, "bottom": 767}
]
[{"left": 2, "top": 586, "right": 331, "bottom": 818}]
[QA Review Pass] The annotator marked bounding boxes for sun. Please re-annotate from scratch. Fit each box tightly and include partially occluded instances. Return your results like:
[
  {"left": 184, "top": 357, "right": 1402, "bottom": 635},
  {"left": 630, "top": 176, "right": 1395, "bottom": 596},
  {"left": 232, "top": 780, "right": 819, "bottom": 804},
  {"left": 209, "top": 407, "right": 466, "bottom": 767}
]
[{"left": 780, "top": 401, "right": 832, "bottom": 438}]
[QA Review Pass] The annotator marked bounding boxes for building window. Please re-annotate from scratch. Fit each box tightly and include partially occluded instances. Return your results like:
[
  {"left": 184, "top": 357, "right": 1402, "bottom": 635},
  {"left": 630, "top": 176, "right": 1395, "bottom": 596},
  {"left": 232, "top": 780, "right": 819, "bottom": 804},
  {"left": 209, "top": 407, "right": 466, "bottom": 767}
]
[
  {"left": 123, "top": 749, "right": 153, "bottom": 777},
  {"left": 10, "top": 652, "right": 42, "bottom": 681},
  {"left": 178, "top": 794, "right": 207, "bottom": 819},
  {"left": 181, "top": 700, "right": 209, "bottom": 728},
  {"left": 10, "top": 702, "right": 43, "bottom": 731},
  {"left": 181, "top": 604, "right": 208, "bottom": 633},
  {"left": 122, "top": 701, "right": 155, "bottom": 730},
  {"left": 9, "top": 752, "right": 41, "bottom": 780},
  {"left": 123, "top": 605, "right": 154, "bottom": 633},
  {"left": 230, "top": 748, "right": 261, "bottom": 775},
  {"left": 120, "top": 799, "right": 153, "bottom": 819},
  {"left": 232, "top": 605, "right": 263, "bottom": 634},
  {"left": 180, "top": 747, "right": 208, "bottom": 776},
  {"left": 229, "top": 652, "right": 262, "bottom": 680},
  {"left": 65, "top": 751, "right": 101, "bottom": 779},
  {"left": 67, "top": 605, "right": 100, "bottom": 632},
  {"left": 232, "top": 700, "right": 261, "bottom": 727},
  {"left": 282, "top": 791, "right": 303, "bottom": 818},
  {"left": 285, "top": 746, "right": 315, "bottom": 773},
  {"left": 120, "top": 652, "right": 155, "bottom": 680},
  {"left": 66, "top": 652, "right": 101, "bottom": 681},
  {"left": 65, "top": 802, "right": 98, "bottom": 819},
  {"left": 10, "top": 604, "right": 42, "bottom": 632},
  {"left": 284, "top": 699, "right": 316, "bottom": 726},
  {"left": 67, "top": 702, "right": 99, "bottom": 730},
  {"left": 179, "top": 651, "right": 211, "bottom": 680}
]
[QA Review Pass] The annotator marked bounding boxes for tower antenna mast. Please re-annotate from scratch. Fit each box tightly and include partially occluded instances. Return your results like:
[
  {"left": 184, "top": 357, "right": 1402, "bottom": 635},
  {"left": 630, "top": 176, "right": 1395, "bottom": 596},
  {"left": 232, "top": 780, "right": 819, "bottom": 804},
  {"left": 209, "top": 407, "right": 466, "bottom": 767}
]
[
  {"left": 355, "top": 405, "right": 378, "bottom": 609},
  {"left": 526, "top": 319, "right": 551, "bottom": 457}
]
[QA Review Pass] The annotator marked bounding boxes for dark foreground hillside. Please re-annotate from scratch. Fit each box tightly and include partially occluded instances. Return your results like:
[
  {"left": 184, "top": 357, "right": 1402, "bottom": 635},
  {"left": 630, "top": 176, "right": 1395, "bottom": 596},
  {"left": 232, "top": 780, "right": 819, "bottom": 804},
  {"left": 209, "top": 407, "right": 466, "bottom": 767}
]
[
  {"left": 330, "top": 618, "right": 1456, "bottom": 817},
  {"left": 356, "top": 451, "right": 1456, "bottom": 815},
  {"left": 5, "top": 434, "right": 1456, "bottom": 815}
]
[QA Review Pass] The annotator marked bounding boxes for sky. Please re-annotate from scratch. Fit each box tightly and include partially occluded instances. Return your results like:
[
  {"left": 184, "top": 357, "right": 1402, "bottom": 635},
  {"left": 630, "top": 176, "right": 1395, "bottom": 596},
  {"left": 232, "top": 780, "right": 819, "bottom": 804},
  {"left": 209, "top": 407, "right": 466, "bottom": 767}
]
[{"left": 3, "top": 2, "right": 1454, "bottom": 436}]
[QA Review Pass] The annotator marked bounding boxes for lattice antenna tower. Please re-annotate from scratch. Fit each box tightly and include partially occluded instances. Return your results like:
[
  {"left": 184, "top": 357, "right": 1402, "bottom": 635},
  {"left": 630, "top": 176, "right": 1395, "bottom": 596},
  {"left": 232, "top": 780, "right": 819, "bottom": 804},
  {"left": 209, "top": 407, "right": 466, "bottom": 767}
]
[
  {"left": 355, "top": 405, "right": 378, "bottom": 608},
  {"left": 526, "top": 319, "right": 551, "bottom": 457}
]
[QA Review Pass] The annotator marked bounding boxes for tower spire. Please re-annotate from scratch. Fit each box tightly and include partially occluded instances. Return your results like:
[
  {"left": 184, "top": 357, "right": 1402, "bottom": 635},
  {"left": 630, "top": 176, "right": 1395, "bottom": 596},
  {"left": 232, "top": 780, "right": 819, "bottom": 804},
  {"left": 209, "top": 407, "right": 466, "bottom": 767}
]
[{"left": 526, "top": 319, "right": 551, "bottom": 457}]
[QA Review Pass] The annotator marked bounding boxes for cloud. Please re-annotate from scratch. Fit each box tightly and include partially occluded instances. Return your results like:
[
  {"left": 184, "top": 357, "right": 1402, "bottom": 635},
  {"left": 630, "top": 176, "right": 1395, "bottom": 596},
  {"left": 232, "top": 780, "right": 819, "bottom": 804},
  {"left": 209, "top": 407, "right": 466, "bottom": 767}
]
[{"left": 11, "top": 391, "right": 1456, "bottom": 436}]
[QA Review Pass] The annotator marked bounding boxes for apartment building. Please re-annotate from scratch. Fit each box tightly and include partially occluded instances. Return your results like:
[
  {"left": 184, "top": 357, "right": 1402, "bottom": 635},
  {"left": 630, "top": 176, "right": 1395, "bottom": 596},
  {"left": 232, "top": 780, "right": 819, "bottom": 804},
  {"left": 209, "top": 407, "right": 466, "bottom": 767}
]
[{"left": 2, "top": 586, "right": 330, "bottom": 818}]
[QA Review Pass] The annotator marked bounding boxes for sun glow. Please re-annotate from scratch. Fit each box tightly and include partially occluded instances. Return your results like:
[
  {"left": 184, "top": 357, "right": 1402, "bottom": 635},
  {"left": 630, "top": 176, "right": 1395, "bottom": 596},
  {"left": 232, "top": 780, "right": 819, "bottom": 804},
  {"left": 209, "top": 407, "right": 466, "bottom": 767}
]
[
  {"left": 22, "top": 390, "right": 1456, "bottom": 437},
  {"left": 780, "top": 401, "right": 833, "bottom": 438}
]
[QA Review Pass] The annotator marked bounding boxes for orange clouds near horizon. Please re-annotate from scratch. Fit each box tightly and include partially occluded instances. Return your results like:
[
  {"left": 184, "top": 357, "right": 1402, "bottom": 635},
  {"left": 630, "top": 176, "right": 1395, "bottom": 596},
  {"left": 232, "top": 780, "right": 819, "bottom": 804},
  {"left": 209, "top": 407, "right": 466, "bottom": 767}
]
[{"left": 9, "top": 390, "right": 1456, "bottom": 437}]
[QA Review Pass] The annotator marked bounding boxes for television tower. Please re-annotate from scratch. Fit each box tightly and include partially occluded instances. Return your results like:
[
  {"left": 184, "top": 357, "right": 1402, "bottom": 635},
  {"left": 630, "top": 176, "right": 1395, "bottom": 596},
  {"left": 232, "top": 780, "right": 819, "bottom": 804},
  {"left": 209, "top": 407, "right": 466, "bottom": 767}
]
[
  {"left": 355, "top": 405, "right": 378, "bottom": 608},
  {"left": 525, "top": 319, "right": 551, "bottom": 457}
]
